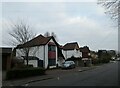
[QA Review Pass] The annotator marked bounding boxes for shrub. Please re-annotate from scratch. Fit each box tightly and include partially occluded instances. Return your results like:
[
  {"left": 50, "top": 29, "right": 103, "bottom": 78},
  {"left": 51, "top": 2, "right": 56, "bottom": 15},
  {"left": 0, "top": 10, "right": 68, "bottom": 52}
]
[
  {"left": 92, "top": 58, "right": 99, "bottom": 65},
  {"left": 101, "top": 57, "right": 110, "bottom": 63},
  {"left": 6, "top": 67, "right": 45, "bottom": 80}
]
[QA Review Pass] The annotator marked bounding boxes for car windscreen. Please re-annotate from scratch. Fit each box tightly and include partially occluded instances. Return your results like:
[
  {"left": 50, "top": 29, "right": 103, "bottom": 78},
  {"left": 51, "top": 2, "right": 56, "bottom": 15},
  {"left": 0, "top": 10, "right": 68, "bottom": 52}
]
[{"left": 64, "top": 61, "right": 72, "bottom": 64}]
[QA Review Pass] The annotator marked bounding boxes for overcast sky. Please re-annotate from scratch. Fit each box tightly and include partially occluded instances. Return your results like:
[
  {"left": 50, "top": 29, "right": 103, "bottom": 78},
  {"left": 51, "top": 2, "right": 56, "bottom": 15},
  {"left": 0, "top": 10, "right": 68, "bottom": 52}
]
[{"left": 1, "top": 0, "right": 118, "bottom": 51}]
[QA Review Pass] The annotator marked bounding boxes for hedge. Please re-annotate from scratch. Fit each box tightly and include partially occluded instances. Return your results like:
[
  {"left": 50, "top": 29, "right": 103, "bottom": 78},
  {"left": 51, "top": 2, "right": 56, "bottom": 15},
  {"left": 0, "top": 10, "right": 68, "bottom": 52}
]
[
  {"left": 92, "top": 58, "right": 99, "bottom": 65},
  {"left": 6, "top": 67, "right": 46, "bottom": 80}
]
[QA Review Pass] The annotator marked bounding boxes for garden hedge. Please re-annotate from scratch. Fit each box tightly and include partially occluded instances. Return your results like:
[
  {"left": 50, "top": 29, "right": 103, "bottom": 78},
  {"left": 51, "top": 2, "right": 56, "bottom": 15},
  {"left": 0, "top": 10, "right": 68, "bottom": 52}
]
[{"left": 6, "top": 67, "right": 45, "bottom": 80}]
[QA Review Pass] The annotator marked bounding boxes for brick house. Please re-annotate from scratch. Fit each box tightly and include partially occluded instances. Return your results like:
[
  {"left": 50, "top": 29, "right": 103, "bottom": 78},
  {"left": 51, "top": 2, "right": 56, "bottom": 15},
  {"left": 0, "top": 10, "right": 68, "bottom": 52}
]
[{"left": 80, "top": 46, "right": 92, "bottom": 66}]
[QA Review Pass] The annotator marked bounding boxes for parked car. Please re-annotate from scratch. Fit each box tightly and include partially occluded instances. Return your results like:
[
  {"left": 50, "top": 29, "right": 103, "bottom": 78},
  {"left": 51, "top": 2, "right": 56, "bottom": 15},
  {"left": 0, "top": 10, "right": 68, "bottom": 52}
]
[
  {"left": 61, "top": 61, "right": 75, "bottom": 69},
  {"left": 116, "top": 58, "right": 120, "bottom": 61}
]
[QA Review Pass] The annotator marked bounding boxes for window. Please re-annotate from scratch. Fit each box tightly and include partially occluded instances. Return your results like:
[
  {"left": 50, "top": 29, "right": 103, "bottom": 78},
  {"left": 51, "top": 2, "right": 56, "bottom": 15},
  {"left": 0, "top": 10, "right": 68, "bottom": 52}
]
[
  {"left": 48, "top": 45, "right": 56, "bottom": 52},
  {"left": 48, "top": 59, "right": 56, "bottom": 66}
]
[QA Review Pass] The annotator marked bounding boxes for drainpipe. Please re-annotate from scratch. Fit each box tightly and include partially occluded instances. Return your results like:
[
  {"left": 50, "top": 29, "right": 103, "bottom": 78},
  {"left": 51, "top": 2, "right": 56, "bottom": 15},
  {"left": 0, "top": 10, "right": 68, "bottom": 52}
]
[{"left": 66, "top": 51, "right": 67, "bottom": 60}]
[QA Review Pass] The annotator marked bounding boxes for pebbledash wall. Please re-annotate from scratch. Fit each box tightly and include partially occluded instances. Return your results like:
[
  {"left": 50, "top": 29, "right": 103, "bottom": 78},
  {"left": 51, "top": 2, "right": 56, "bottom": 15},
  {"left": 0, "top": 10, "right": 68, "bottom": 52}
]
[
  {"left": 16, "top": 39, "right": 58, "bottom": 69},
  {"left": 62, "top": 49, "right": 82, "bottom": 60},
  {"left": 24, "top": 60, "right": 38, "bottom": 67}
]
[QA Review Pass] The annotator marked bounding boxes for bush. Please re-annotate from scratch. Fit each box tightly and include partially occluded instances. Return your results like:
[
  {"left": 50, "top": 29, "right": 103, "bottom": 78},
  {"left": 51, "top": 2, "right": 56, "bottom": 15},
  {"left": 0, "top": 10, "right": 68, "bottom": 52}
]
[
  {"left": 92, "top": 58, "right": 99, "bottom": 65},
  {"left": 101, "top": 58, "right": 110, "bottom": 63},
  {"left": 98, "top": 53, "right": 111, "bottom": 63},
  {"left": 6, "top": 67, "right": 45, "bottom": 80}
]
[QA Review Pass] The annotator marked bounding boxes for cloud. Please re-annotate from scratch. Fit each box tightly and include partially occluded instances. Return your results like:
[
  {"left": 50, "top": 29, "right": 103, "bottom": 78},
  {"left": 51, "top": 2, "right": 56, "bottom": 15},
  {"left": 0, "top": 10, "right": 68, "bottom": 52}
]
[
  {"left": 96, "top": 5, "right": 106, "bottom": 16},
  {"left": 64, "top": 16, "right": 98, "bottom": 28},
  {"left": 1, "top": 2, "right": 117, "bottom": 50},
  {"left": 3, "top": 0, "right": 97, "bottom": 2}
]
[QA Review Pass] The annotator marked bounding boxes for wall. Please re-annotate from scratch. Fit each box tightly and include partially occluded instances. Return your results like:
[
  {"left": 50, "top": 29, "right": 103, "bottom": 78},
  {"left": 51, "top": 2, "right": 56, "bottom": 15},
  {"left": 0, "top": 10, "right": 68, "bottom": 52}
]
[
  {"left": 44, "top": 45, "right": 48, "bottom": 69},
  {"left": 24, "top": 60, "right": 38, "bottom": 67},
  {"left": 16, "top": 49, "right": 25, "bottom": 56},
  {"left": 62, "top": 49, "right": 82, "bottom": 59},
  {"left": 56, "top": 45, "right": 58, "bottom": 65},
  {"left": 16, "top": 46, "right": 44, "bottom": 60},
  {"left": 57, "top": 57, "right": 65, "bottom": 67},
  {"left": 29, "top": 46, "right": 44, "bottom": 60}
]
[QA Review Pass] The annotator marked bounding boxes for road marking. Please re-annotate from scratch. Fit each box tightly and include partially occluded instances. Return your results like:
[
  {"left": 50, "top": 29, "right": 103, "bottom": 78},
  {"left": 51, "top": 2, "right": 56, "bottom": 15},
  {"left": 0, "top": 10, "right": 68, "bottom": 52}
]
[
  {"left": 57, "top": 77, "right": 60, "bottom": 80},
  {"left": 24, "top": 84, "right": 29, "bottom": 86},
  {"left": 78, "top": 69, "right": 82, "bottom": 72}
]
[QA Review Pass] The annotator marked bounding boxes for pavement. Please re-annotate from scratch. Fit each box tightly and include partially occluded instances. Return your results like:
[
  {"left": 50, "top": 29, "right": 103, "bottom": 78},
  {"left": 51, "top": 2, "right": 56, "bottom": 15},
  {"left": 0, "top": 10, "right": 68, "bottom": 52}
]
[
  {"left": 0, "top": 71, "right": 2, "bottom": 88},
  {"left": 2, "top": 64, "right": 107, "bottom": 86}
]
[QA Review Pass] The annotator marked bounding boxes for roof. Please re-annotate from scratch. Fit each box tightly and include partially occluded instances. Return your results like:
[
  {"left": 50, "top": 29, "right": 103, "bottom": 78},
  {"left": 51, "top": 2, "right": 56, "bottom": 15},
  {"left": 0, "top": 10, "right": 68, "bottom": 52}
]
[
  {"left": 22, "top": 56, "right": 40, "bottom": 60},
  {"left": 63, "top": 42, "right": 79, "bottom": 50},
  {"left": 16, "top": 34, "right": 54, "bottom": 48},
  {"left": 59, "top": 45, "right": 63, "bottom": 49},
  {"left": 66, "top": 57, "right": 82, "bottom": 61},
  {"left": 80, "top": 46, "right": 90, "bottom": 53},
  {"left": 0, "top": 48, "right": 12, "bottom": 54}
]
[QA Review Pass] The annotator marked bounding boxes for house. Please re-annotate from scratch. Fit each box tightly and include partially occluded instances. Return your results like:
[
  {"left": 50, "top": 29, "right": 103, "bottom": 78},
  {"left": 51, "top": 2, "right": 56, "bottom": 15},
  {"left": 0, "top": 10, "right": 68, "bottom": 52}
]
[
  {"left": 61, "top": 42, "right": 82, "bottom": 66},
  {"left": 80, "top": 46, "right": 92, "bottom": 66},
  {"left": 15, "top": 34, "right": 65, "bottom": 69},
  {"left": 62, "top": 42, "right": 82, "bottom": 60},
  {"left": 1, "top": 47, "right": 12, "bottom": 71},
  {"left": 0, "top": 47, "right": 13, "bottom": 80}
]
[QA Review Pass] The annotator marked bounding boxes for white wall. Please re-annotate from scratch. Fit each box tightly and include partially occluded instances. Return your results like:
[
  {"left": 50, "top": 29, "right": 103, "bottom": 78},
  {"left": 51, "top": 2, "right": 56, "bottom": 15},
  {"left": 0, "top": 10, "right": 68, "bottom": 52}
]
[
  {"left": 16, "top": 46, "right": 44, "bottom": 60},
  {"left": 44, "top": 45, "right": 48, "bottom": 69},
  {"left": 24, "top": 60, "right": 38, "bottom": 67},
  {"left": 57, "top": 57, "right": 65, "bottom": 67},
  {"left": 56, "top": 45, "right": 58, "bottom": 65},
  {"left": 62, "top": 49, "right": 82, "bottom": 60},
  {"left": 16, "top": 49, "right": 25, "bottom": 57},
  {"left": 29, "top": 46, "right": 44, "bottom": 60}
]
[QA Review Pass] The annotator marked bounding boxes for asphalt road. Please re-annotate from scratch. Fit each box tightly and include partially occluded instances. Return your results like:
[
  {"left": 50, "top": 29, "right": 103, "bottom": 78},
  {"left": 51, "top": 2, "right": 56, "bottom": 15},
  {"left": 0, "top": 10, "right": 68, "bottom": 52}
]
[{"left": 27, "top": 61, "right": 119, "bottom": 86}]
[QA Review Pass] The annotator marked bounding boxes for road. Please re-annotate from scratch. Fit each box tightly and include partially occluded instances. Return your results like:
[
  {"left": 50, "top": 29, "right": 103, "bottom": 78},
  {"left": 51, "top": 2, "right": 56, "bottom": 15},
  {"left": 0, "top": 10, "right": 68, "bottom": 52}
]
[{"left": 26, "top": 61, "right": 119, "bottom": 86}]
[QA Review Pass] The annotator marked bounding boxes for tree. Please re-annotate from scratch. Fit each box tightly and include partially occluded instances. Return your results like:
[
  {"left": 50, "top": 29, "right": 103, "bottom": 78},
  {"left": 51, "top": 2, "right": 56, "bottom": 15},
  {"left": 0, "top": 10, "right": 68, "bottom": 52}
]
[
  {"left": 44, "top": 31, "right": 50, "bottom": 37},
  {"left": 44, "top": 31, "right": 58, "bottom": 41},
  {"left": 9, "top": 21, "right": 36, "bottom": 66},
  {"left": 98, "top": 0, "right": 120, "bottom": 25},
  {"left": 51, "top": 32, "right": 58, "bottom": 42}
]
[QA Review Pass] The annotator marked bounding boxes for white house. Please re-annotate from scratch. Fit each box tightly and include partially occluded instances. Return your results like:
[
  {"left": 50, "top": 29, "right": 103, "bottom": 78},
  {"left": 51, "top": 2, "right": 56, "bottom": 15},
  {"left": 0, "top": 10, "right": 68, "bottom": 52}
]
[
  {"left": 62, "top": 42, "right": 82, "bottom": 60},
  {"left": 16, "top": 34, "right": 65, "bottom": 69}
]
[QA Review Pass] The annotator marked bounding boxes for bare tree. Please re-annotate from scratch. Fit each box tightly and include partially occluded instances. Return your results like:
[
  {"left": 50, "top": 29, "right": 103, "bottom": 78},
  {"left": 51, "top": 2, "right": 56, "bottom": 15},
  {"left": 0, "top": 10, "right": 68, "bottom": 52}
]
[
  {"left": 98, "top": 0, "right": 120, "bottom": 52},
  {"left": 98, "top": 0, "right": 120, "bottom": 24},
  {"left": 44, "top": 31, "right": 58, "bottom": 41},
  {"left": 44, "top": 31, "right": 50, "bottom": 37},
  {"left": 9, "top": 21, "right": 36, "bottom": 66},
  {"left": 51, "top": 32, "right": 58, "bottom": 42}
]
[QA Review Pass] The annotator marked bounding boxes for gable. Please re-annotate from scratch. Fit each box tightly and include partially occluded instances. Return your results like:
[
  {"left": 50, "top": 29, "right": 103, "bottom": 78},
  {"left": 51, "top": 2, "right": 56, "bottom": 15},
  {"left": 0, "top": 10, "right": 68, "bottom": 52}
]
[
  {"left": 80, "top": 46, "right": 90, "bottom": 53},
  {"left": 63, "top": 42, "right": 79, "bottom": 50},
  {"left": 47, "top": 39, "right": 56, "bottom": 46}
]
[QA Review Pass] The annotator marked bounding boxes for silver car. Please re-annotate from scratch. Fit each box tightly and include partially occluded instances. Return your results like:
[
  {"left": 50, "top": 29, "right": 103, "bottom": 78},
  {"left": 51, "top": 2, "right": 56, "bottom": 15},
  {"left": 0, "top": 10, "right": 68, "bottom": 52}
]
[{"left": 62, "top": 61, "right": 75, "bottom": 69}]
